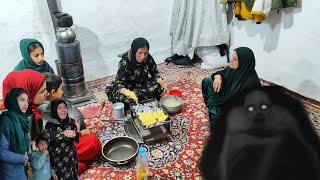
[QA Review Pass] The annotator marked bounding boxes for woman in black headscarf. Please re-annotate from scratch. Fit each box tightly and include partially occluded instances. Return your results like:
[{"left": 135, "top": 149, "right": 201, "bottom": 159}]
[
  {"left": 44, "top": 99, "right": 80, "bottom": 180},
  {"left": 202, "top": 47, "right": 261, "bottom": 125},
  {"left": 106, "top": 37, "right": 167, "bottom": 110}
]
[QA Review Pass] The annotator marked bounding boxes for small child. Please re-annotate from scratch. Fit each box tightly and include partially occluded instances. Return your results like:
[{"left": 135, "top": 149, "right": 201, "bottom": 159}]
[{"left": 30, "top": 135, "right": 57, "bottom": 180}]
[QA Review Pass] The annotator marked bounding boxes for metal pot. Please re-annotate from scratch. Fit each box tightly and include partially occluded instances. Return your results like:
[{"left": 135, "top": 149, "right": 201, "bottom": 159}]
[
  {"left": 102, "top": 136, "right": 139, "bottom": 166},
  {"left": 160, "top": 95, "right": 183, "bottom": 114},
  {"left": 56, "top": 27, "right": 76, "bottom": 43}
]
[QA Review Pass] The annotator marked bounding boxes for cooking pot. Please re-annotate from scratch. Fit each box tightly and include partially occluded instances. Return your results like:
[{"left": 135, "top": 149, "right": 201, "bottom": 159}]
[
  {"left": 102, "top": 136, "right": 139, "bottom": 166},
  {"left": 160, "top": 95, "right": 183, "bottom": 114}
]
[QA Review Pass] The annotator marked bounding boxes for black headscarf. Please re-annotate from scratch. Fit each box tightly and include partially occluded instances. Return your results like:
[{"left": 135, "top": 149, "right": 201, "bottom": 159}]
[
  {"left": 128, "top": 37, "right": 150, "bottom": 65},
  {"left": 50, "top": 99, "right": 70, "bottom": 125}
]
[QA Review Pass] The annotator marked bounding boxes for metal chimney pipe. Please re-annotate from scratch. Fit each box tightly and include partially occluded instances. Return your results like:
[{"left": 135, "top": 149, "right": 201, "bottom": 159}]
[{"left": 46, "top": 1, "right": 97, "bottom": 105}]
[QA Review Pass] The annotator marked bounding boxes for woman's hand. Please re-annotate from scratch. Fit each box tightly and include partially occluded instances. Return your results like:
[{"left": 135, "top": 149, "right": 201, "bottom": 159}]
[
  {"left": 157, "top": 78, "right": 168, "bottom": 91},
  {"left": 64, "top": 130, "right": 76, "bottom": 138},
  {"left": 120, "top": 88, "right": 138, "bottom": 103},
  {"left": 80, "top": 129, "right": 91, "bottom": 136},
  {"left": 213, "top": 74, "right": 222, "bottom": 92}
]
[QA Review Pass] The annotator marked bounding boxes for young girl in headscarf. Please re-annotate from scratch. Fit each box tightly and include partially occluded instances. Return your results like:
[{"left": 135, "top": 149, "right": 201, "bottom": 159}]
[
  {"left": 202, "top": 47, "right": 261, "bottom": 125},
  {"left": 44, "top": 99, "right": 80, "bottom": 180},
  {"left": 14, "top": 38, "right": 54, "bottom": 73},
  {"left": 2, "top": 69, "right": 48, "bottom": 140},
  {"left": 106, "top": 37, "right": 168, "bottom": 110},
  {"left": 39, "top": 73, "right": 101, "bottom": 174},
  {"left": 0, "top": 88, "right": 30, "bottom": 180}
]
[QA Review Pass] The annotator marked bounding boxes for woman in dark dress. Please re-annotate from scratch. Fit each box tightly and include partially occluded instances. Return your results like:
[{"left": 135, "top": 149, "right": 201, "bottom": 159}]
[
  {"left": 44, "top": 99, "right": 80, "bottom": 180},
  {"left": 202, "top": 47, "right": 261, "bottom": 125},
  {"left": 106, "top": 37, "right": 167, "bottom": 110}
]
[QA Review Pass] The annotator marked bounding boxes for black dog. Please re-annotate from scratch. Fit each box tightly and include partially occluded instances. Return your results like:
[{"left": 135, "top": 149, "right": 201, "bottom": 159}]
[{"left": 200, "top": 86, "right": 320, "bottom": 180}]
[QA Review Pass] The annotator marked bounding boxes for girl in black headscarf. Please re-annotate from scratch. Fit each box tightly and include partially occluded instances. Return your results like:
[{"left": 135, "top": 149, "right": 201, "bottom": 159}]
[
  {"left": 44, "top": 99, "right": 80, "bottom": 180},
  {"left": 106, "top": 37, "right": 167, "bottom": 110}
]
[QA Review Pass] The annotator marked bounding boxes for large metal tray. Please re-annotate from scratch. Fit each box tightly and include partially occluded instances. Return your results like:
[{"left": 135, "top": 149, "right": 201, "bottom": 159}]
[{"left": 130, "top": 98, "right": 171, "bottom": 129}]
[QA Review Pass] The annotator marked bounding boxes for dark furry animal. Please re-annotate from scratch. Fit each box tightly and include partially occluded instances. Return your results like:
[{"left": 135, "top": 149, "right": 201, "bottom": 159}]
[{"left": 200, "top": 86, "right": 320, "bottom": 180}]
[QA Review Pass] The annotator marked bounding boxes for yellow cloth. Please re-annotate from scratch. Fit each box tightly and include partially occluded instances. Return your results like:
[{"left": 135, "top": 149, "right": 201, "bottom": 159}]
[
  {"left": 240, "top": 1, "right": 253, "bottom": 19},
  {"left": 139, "top": 110, "right": 169, "bottom": 127},
  {"left": 234, "top": 2, "right": 241, "bottom": 16},
  {"left": 123, "top": 89, "right": 138, "bottom": 104}
]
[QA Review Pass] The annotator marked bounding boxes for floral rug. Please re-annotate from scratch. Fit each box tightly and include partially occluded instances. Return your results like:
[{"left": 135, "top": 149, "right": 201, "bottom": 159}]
[{"left": 78, "top": 63, "right": 320, "bottom": 180}]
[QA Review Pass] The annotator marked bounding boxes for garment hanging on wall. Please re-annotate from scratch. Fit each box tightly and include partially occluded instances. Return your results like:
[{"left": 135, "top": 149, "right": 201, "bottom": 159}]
[
  {"left": 231, "top": 0, "right": 297, "bottom": 23},
  {"left": 228, "top": 0, "right": 297, "bottom": 10},
  {"left": 170, "top": 0, "right": 229, "bottom": 63}
]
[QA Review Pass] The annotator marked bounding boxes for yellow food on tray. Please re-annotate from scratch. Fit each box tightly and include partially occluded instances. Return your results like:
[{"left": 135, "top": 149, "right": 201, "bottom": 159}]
[
  {"left": 139, "top": 112, "right": 157, "bottom": 127},
  {"left": 139, "top": 110, "right": 169, "bottom": 126},
  {"left": 152, "top": 110, "right": 169, "bottom": 122}
]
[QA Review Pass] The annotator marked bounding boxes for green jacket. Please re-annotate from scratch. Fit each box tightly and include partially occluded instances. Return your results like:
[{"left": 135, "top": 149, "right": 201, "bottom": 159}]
[{"left": 271, "top": 0, "right": 297, "bottom": 10}]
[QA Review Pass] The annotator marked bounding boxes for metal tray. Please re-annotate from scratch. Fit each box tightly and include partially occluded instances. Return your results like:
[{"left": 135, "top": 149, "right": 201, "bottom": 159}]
[{"left": 130, "top": 98, "right": 171, "bottom": 129}]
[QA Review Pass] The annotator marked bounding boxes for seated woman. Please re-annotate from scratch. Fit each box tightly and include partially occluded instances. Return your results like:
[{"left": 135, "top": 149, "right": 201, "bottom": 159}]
[
  {"left": 14, "top": 38, "right": 54, "bottom": 73},
  {"left": 2, "top": 69, "right": 48, "bottom": 140},
  {"left": 0, "top": 88, "right": 30, "bottom": 180},
  {"left": 38, "top": 73, "right": 101, "bottom": 174},
  {"left": 105, "top": 37, "right": 167, "bottom": 110},
  {"left": 44, "top": 99, "right": 80, "bottom": 179},
  {"left": 202, "top": 47, "right": 261, "bottom": 125}
]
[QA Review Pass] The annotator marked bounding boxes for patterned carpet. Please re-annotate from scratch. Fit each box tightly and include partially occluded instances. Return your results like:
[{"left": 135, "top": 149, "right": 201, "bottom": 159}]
[{"left": 78, "top": 63, "right": 320, "bottom": 180}]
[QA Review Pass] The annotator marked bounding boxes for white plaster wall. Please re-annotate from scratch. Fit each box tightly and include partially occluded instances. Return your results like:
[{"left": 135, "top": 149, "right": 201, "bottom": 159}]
[
  {"left": 0, "top": 0, "right": 319, "bottom": 101},
  {"left": 0, "top": 0, "right": 173, "bottom": 97},
  {"left": 0, "top": 0, "right": 57, "bottom": 96},
  {"left": 229, "top": 0, "right": 320, "bottom": 100},
  {"left": 60, "top": 0, "right": 174, "bottom": 80}
]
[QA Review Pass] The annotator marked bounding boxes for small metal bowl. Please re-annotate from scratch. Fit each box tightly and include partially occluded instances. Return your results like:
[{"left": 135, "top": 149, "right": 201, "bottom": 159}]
[
  {"left": 160, "top": 95, "right": 183, "bottom": 114},
  {"left": 102, "top": 136, "right": 139, "bottom": 166}
]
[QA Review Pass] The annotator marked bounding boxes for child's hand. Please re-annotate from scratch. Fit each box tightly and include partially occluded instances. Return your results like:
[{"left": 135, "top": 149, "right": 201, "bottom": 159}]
[
  {"left": 43, "top": 149, "right": 49, "bottom": 155},
  {"left": 24, "top": 153, "right": 28, "bottom": 166},
  {"left": 64, "top": 130, "right": 76, "bottom": 138},
  {"left": 53, "top": 174, "right": 58, "bottom": 180}
]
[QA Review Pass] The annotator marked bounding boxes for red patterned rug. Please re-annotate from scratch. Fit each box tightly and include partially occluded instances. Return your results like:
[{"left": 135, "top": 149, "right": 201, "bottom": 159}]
[{"left": 78, "top": 63, "right": 320, "bottom": 180}]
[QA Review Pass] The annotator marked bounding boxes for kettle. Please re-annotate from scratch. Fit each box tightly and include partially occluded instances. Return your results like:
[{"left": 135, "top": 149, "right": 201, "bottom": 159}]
[{"left": 56, "top": 27, "right": 76, "bottom": 43}]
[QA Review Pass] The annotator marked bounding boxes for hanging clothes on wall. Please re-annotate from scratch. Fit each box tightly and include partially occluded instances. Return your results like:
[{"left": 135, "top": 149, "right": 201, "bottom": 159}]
[
  {"left": 169, "top": 0, "right": 230, "bottom": 68},
  {"left": 234, "top": 0, "right": 272, "bottom": 24},
  {"left": 251, "top": 0, "right": 272, "bottom": 23},
  {"left": 230, "top": 0, "right": 297, "bottom": 23}
]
